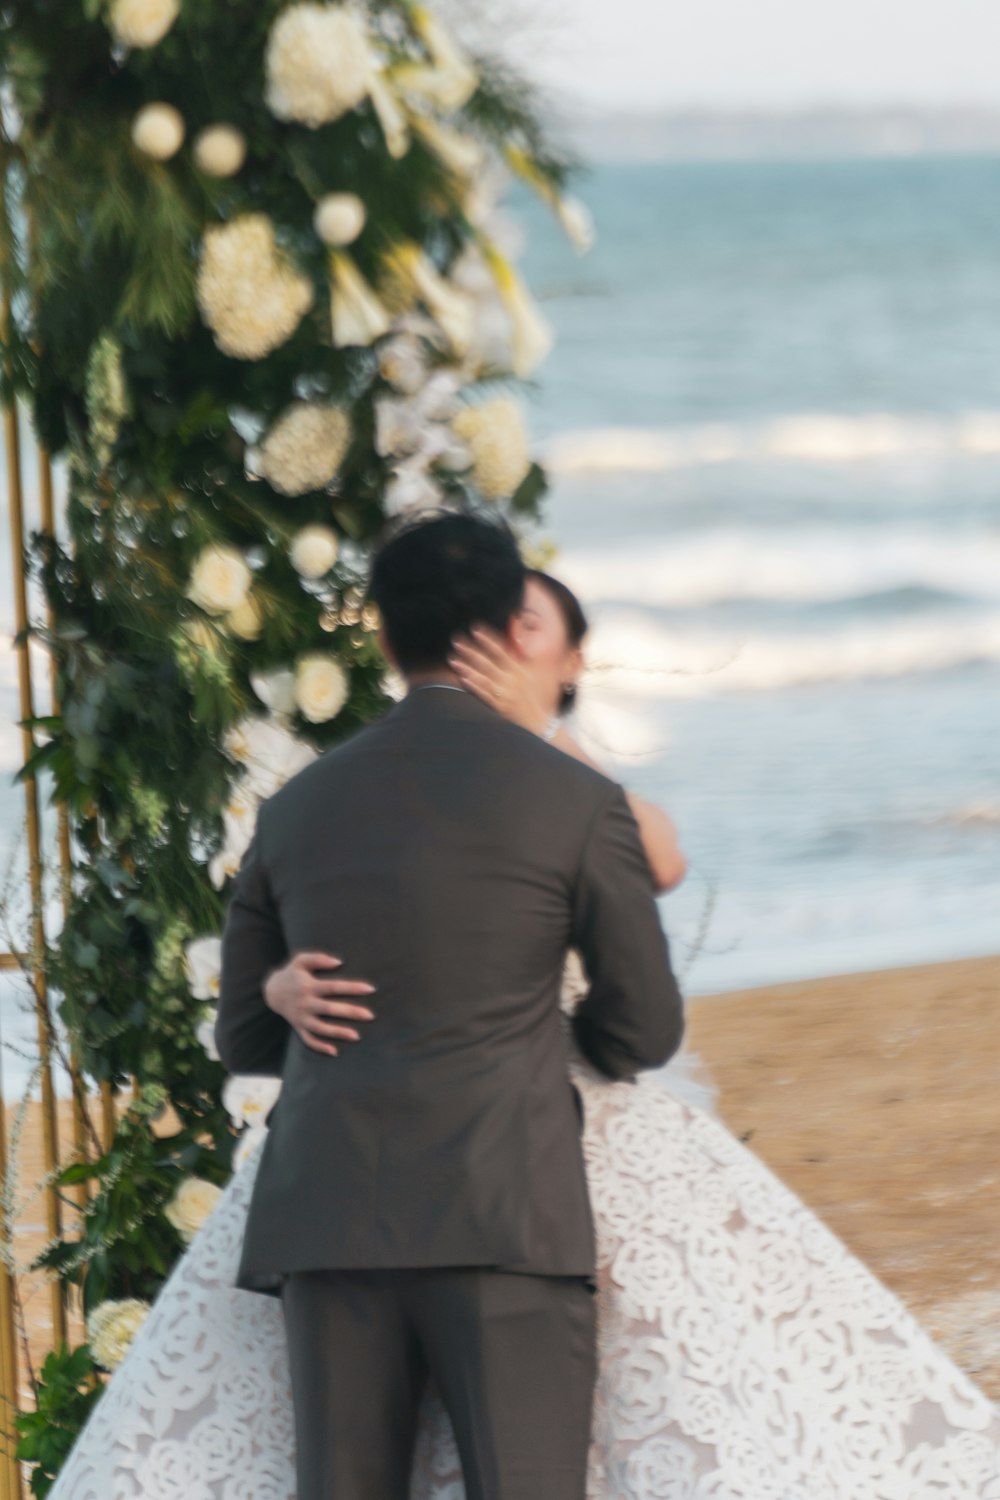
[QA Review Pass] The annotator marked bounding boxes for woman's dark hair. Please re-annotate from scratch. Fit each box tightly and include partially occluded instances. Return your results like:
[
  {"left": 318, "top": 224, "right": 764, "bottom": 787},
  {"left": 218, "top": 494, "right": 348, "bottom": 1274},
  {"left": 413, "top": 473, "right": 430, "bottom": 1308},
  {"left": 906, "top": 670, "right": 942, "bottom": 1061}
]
[
  {"left": 526, "top": 568, "right": 588, "bottom": 714},
  {"left": 370, "top": 510, "right": 526, "bottom": 675}
]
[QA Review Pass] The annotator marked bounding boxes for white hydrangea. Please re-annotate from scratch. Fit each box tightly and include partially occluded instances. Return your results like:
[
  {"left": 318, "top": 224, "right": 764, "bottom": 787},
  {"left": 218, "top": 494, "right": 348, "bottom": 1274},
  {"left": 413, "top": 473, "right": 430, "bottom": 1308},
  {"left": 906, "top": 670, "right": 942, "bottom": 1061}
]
[
  {"left": 294, "top": 653, "right": 350, "bottom": 723},
  {"left": 186, "top": 543, "right": 251, "bottom": 616},
  {"left": 259, "top": 402, "right": 352, "bottom": 496},
  {"left": 452, "top": 398, "right": 532, "bottom": 499},
  {"left": 109, "top": 0, "right": 179, "bottom": 48},
  {"left": 87, "top": 1298, "right": 151, "bottom": 1371},
  {"left": 264, "top": 4, "right": 371, "bottom": 128},
  {"left": 197, "top": 215, "right": 314, "bottom": 360},
  {"left": 131, "top": 102, "right": 185, "bottom": 160},
  {"left": 193, "top": 124, "right": 247, "bottom": 177},
  {"left": 313, "top": 193, "right": 365, "bottom": 247},
  {"left": 164, "top": 1175, "right": 224, "bottom": 1244},
  {"left": 290, "top": 524, "right": 339, "bottom": 578}
]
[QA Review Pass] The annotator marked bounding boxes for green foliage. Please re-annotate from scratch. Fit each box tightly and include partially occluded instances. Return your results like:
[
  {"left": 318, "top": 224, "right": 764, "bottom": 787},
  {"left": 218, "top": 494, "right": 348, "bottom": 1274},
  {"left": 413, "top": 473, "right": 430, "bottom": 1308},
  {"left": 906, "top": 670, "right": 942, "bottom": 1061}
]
[
  {"left": 13, "top": 1344, "right": 103, "bottom": 1499},
  {"left": 0, "top": 1, "right": 574, "bottom": 1486}
]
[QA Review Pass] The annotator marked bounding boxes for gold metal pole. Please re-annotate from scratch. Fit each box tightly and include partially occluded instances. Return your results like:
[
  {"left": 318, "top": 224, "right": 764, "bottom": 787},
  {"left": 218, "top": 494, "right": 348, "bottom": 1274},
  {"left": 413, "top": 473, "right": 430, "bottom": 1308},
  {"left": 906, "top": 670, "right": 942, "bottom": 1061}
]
[{"left": 3, "top": 314, "right": 67, "bottom": 1351}]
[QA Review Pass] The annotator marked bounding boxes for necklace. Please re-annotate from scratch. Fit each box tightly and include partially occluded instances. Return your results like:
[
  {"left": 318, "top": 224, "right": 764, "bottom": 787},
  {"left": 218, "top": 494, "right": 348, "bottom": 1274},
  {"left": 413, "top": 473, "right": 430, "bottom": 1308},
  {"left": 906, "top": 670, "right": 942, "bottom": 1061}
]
[{"left": 409, "top": 682, "right": 469, "bottom": 694}]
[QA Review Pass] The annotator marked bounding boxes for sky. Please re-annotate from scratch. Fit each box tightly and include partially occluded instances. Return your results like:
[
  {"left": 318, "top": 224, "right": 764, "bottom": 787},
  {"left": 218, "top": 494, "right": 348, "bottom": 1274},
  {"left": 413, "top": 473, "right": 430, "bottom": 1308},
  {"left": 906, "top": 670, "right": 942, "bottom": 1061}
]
[{"left": 509, "top": 0, "right": 1000, "bottom": 113}]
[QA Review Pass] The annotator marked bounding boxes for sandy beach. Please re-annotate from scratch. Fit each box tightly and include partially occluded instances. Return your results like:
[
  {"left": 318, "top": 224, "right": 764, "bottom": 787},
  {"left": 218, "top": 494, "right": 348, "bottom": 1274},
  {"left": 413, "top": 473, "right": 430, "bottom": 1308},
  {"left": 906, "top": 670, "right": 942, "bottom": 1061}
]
[{"left": 5, "top": 951, "right": 1000, "bottom": 1405}]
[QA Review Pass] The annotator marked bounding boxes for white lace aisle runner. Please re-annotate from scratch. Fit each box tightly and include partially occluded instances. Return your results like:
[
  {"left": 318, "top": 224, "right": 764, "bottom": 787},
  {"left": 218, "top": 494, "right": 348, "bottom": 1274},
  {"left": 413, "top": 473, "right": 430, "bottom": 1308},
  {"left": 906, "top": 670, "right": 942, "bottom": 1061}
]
[{"left": 48, "top": 1061, "right": 1000, "bottom": 1500}]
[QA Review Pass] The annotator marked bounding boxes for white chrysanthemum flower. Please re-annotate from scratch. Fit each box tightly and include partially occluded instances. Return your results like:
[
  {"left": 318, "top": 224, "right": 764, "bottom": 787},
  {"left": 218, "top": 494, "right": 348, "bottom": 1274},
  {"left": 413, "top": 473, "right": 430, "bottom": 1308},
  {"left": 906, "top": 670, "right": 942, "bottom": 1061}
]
[
  {"left": 183, "top": 935, "right": 222, "bottom": 1001},
  {"left": 294, "top": 653, "right": 350, "bottom": 723},
  {"left": 187, "top": 543, "right": 252, "bottom": 616},
  {"left": 109, "top": 0, "right": 179, "bottom": 48},
  {"left": 265, "top": 4, "right": 371, "bottom": 128},
  {"left": 452, "top": 398, "right": 532, "bottom": 499},
  {"left": 226, "top": 592, "right": 264, "bottom": 640},
  {"left": 197, "top": 215, "right": 314, "bottom": 360},
  {"left": 193, "top": 124, "right": 247, "bottom": 178},
  {"left": 290, "top": 524, "right": 339, "bottom": 578},
  {"left": 313, "top": 192, "right": 366, "bottom": 247},
  {"left": 165, "top": 1176, "right": 223, "bottom": 1244},
  {"left": 329, "top": 252, "right": 391, "bottom": 348},
  {"left": 131, "top": 102, "right": 185, "bottom": 160},
  {"left": 259, "top": 402, "right": 352, "bottom": 496},
  {"left": 87, "top": 1298, "right": 151, "bottom": 1371},
  {"left": 223, "top": 713, "right": 317, "bottom": 798},
  {"left": 222, "top": 1075, "right": 283, "bottom": 1131}
]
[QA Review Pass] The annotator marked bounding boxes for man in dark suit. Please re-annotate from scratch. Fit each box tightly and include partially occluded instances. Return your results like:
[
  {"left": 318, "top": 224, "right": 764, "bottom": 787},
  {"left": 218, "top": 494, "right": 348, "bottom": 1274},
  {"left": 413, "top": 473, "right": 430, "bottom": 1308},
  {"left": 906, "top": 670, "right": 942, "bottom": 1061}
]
[{"left": 215, "top": 511, "right": 684, "bottom": 1500}]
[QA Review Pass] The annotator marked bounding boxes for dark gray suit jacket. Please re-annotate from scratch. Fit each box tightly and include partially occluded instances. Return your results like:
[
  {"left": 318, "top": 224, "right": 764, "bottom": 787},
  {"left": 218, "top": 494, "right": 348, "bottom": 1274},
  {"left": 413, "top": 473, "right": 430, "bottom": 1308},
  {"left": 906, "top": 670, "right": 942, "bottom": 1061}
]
[{"left": 215, "top": 685, "right": 684, "bottom": 1295}]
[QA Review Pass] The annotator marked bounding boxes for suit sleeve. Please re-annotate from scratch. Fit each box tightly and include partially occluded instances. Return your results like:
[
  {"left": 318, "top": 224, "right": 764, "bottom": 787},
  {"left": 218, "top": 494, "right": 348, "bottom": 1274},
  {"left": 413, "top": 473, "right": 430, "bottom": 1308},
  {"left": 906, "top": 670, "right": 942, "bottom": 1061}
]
[
  {"left": 569, "top": 782, "right": 685, "bottom": 1082},
  {"left": 215, "top": 816, "right": 291, "bottom": 1077}
]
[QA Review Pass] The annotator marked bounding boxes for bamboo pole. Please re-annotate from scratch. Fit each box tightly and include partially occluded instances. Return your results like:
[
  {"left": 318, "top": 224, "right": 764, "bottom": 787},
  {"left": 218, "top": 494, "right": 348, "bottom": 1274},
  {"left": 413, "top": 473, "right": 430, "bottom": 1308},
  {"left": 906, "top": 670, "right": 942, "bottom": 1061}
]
[
  {"left": 2, "top": 316, "right": 67, "bottom": 1352},
  {"left": 0, "top": 1079, "right": 21, "bottom": 1500},
  {"left": 36, "top": 449, "right": 93, "bottom": 1213}
]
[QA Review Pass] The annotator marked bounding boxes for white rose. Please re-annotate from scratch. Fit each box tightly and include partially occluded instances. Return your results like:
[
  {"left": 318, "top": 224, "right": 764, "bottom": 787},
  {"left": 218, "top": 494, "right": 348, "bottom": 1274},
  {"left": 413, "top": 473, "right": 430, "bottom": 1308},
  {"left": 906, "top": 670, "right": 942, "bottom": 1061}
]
[
  {"left": 183, "top": 936, "right": 222, "bottom": 1001},
  {"left": 186, "top": 544, "right": 252, "bottom": 615},
  {"left": 294, "top": 653, "right": 349, "bottom": 723},
  {"left": 208, "top": 793, "right": 258, "bottom": 889},
  {"left": 87, "top": 1298, "right": 151, "bottom": 1371},
  {"left": 265, "top": 4, "right": 371, "bottom": 128},
  {"left": 452, "top": 398, "right": 532, "bottom": 499},
  {"left": 109, "top": 0, "right": 179, "bottom": 48},
  {"left": 131, "top": 102, "right": 185, "bottom": 161},
  {"left": 290, "top": 524, "right": 339, "bottom": 579},
  {"left": 164, "top": 1175, "right": 224, "bottom": 1244},
  {"left": 377, "top": 334, "right": 426, "bottom": 395},
  {"left": 313, "top": 193, "right": 366, "bottom": 247},
  {"left": 259, "top": 402, "right": 352, "bottom": 496},
  {"left": 384, "top": 461, "right": 442, "bottom": 516},
  {"left": 193, "top": 124, "right": 247, "bottom": 178},
  {"left": 225, "top": 592, "right": 264, "bottom": 640}
]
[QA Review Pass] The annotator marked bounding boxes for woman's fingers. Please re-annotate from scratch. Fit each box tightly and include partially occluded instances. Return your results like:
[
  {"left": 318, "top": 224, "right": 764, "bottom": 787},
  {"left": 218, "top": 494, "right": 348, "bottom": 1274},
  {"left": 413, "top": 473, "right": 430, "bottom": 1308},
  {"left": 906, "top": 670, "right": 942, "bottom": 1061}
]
[
  {"left": 312, "top": 979, "right": 376, "bottom": 1000},
  {"left": 300, "top": 1031, "right": 338, "bottom": 1057},
  {"left": 303, "top": 1019, "right": 362, "bottom": 1041},
  {"left": 310, "top": 992, "right": 377, "bottom": 1017},
  {"left": 292, "top": 951, "right": 343, "bottom": 969}
]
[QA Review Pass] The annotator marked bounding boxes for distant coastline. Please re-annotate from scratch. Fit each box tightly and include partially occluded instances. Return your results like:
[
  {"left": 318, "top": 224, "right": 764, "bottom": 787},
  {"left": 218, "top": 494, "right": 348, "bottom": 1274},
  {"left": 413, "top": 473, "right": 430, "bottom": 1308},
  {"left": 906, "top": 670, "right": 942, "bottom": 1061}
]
[{"left": 561, "top": 106, "right": 1000, "bottom": 163}]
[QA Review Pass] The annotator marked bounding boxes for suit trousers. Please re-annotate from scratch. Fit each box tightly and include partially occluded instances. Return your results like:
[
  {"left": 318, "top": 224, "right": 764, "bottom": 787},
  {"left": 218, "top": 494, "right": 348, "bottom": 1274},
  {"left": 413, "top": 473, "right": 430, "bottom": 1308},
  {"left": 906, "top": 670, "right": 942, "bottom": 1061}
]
[{"left": 280, "top": 1265, "right": 597, "bottom": 1500}]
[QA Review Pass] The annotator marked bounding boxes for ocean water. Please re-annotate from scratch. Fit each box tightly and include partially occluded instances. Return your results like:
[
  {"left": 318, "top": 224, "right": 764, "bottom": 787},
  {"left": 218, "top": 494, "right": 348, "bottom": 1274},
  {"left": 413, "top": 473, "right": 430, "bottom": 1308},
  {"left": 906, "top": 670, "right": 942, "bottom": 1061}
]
[
  {"left": 1, "top": 155, "right": 998, "bottom": 1098},
  {"left": 515, "top": 155, "right": 1000, "bottom": 995}
]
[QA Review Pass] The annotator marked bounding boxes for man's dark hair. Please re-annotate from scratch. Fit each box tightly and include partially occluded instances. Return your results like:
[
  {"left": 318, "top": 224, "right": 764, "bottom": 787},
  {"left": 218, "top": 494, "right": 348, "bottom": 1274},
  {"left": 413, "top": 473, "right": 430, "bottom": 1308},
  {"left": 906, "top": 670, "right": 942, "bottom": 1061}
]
[{"left": 369, "top": 510, "right": 526, "bottom": 675}]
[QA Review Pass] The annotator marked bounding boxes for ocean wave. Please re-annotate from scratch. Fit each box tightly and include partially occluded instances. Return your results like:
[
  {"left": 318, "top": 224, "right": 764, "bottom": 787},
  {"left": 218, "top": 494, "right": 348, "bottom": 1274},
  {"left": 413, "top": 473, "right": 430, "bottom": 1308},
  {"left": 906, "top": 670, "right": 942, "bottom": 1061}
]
[
  {"left": 578, "top": 608, "right": 1000, "bottom": 697},
  {"left": 544, "top": 413, "right": 1000, "bottom": 475},
  {"left": 556, "top": 529, "right": 1000, "bottom": 609}
]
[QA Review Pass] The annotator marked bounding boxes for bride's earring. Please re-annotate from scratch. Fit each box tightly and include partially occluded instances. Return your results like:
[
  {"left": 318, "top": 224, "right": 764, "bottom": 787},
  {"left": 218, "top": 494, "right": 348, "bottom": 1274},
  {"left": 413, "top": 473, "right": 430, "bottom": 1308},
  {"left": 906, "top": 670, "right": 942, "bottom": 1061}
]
[{"left": 561, "top": 682, "right": 578, "bottom": 708}]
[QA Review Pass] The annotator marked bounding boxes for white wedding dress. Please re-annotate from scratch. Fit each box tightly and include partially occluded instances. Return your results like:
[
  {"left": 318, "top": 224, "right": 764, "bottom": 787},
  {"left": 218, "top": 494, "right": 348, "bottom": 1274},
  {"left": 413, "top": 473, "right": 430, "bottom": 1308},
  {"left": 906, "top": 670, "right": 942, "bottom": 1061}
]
[{"left": 47, "top": 964, "right": 1000, "bottom": 1500}]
